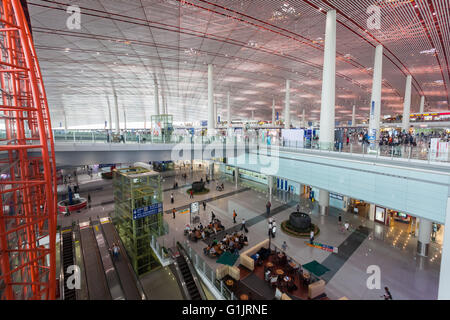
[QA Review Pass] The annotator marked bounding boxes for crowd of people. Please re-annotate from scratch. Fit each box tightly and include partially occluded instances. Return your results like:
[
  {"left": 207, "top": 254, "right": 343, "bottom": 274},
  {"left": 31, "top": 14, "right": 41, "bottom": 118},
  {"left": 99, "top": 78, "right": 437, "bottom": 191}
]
[
  {"left": 203, "top": 232, "right": 249, "bottom": 258},
  {"left": 185, "top": 217, "right": 225, "bottom": 242}
]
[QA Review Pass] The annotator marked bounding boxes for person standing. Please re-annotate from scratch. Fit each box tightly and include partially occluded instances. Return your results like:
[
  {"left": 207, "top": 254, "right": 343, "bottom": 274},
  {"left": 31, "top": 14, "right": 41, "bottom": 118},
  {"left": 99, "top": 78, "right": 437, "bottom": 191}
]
[
  {"left": 88, "top": 193, "right": 91, "bottom": 209},
  {"left": 171, "top": 193, "right": 174, "bottom": 204},
  {"left": 210, "top": 211, "right": 216, "bottom": 222},
  {"left": 240, "top": 218, "right": 248, "bottom": 233},
  {"left": 203, "top": 201, "right": 207, "bottom": 211},
  {"left": 266, "top": 200, "right": 271, "bottom": 216},
  {"left": 310, "top": 229, "right": 314, "bottom": 244},
  {"left": 338, "top": 214, "right": 342, "bottom": 225},
  {"left": 271, "top": 224, "right": 276, "bottom": 238},
  {"left": 189, "top": 189, "right": 194, "bottom": 199},
  {"left": 172, "top": 208, "right": 176, "bottom": 219},
  {"left": 296, "top": 203, "right": 300, "bottom": 213},
  {"left": 233, "top": 210, "right": 237, "bottom": 224}
]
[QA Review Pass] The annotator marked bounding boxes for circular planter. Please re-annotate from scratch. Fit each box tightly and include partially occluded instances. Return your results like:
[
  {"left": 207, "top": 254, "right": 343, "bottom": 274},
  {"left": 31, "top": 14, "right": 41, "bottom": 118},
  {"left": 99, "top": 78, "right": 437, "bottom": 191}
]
[
  {"left": 58, "top": 198, "right": 87, "bottom": 214},
  {"left": 281, "top": 220, "right": 320, "bottom": 238}
]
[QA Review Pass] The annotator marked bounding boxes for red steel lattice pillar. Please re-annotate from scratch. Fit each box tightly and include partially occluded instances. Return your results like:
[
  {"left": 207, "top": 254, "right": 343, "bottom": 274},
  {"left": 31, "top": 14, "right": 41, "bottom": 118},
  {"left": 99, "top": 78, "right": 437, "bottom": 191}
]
[{"left": 0, "top": 0, "right": 57, "bottom": 300}]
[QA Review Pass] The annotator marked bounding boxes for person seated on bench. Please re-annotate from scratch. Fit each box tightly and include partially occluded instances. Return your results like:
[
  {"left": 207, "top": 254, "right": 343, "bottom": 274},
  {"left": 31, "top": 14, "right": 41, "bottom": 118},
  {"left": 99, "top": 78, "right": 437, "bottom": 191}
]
[
  {"left": 203, "top": 245, "right": 212, "bottom": 256},
  {"left": 212, "top": 237, "right": 218, "bottom": 245},
  {"left": 265, "top": 269, "right": 271, "bottom": 282},
  {"left": 232, "top": 247, "right": 240, "bottom": 256},
  {"left": 201, "top": 230, "right": 206, "bottom": 240},
  {"left": 184, "top": 224, "right": 191, "bottom": 235},
  {"left": 209, "top": 246, "right": 217, "bottom": 257}
]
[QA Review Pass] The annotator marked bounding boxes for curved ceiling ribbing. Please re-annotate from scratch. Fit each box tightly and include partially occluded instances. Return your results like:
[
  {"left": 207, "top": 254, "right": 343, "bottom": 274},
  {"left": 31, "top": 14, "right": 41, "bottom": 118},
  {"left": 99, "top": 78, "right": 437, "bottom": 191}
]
[{"left": 28, "top": 0, "right": 449, "bottom": 128}]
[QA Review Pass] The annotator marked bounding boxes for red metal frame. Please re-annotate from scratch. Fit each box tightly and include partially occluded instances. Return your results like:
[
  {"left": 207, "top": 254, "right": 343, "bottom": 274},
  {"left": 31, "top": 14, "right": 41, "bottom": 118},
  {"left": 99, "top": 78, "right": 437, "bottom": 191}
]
[{"left": 0, "top": 0, "right": 57, "bottom": 300}]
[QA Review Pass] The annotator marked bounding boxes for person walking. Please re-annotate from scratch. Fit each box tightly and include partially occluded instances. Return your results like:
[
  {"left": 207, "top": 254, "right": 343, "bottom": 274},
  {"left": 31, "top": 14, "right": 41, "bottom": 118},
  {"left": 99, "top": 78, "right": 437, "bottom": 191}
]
[
  {"left": 202, "top": 201, "right": 207, "bottom": 211},
  {"left": 338, "top": 214, "right": 342, "bottom": 225},
  {"left": 233, "top": 210, "right": 237, "bottom": 223},
  {"left": 271, "top": 225, "right": 276, "bottom": 238},
  {"left": 189, "top": 189, "right": 194, "bottom": 199},
  {"left": 281, "top": 241, "right": 288, "bottom": 252},
  {"left": 87, "top": 193, "right": 91, "bottom": 209},
  {"left": 310, "top": 229, "right": 314, "bottom": 244},
  {"left": 383, "top": 287, "right": 393, "bottom": 300},
  {"left": 296, "top": 203, "right": 300, "bottom": 213},
  {"left": 240, "top": 218, "right": 248, "bottom": 233},
  {"left": 211, "top": 211, "right": 216, "bottom": 222},
  {"left": 268, "top": 220, "right": 273, "bottom": 237},
  {"left": 171, "top": 193, "right": 174, "bottom": 204},
  {"left": 172, "top": 208, "right": 176, "bottom": 219},
  {"left": 266, "top": 200, "right": 271, "bottom": 216}
]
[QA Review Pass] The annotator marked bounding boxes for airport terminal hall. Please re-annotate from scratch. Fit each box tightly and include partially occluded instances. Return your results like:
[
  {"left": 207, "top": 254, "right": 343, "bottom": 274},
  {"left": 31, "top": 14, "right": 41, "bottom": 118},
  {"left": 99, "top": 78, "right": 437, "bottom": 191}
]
[{"left": 2, "top": 0, "right": 450, "bottom": 305}]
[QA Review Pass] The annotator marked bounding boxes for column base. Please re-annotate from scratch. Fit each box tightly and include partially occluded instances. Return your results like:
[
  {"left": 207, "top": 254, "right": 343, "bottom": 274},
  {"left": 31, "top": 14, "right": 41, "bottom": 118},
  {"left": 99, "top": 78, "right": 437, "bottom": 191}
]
[
  {"left": 319, "top": 205, "right": 329, "bottom": 216},
  {"left": 417, "top": 241, "right": 429, "bottom": 257}
]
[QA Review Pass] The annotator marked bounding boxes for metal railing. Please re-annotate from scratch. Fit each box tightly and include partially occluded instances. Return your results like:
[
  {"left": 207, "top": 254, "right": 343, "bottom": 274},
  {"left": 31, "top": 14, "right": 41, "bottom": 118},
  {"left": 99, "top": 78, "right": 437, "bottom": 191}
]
[
  {"left": 43, "top": 129, "right": 450, "bottom": 164},
  {"left": 182, "top": 240, "right": 236, "bottom": 300}
]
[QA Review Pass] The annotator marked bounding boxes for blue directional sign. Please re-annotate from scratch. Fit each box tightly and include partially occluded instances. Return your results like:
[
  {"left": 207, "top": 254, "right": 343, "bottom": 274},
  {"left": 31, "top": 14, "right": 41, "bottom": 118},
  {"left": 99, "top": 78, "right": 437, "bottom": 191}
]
[{"left": 133, "top": 203, "right": 163, "bottom": 220}]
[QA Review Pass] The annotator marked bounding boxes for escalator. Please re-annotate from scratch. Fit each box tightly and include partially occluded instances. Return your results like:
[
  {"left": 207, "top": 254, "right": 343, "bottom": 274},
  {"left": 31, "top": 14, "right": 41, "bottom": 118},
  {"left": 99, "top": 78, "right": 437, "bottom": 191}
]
[
  {"left": 61, "top": 229, "right": 76, "bottom": 300},
  {"left": 172, "top": 243, "right": 206, "bottom": 300}
]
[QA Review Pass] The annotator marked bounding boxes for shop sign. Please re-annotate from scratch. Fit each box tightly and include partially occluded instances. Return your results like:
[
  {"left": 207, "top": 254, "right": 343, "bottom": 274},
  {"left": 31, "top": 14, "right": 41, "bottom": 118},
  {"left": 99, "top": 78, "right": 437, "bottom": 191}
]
[{"left": 330, "top": 193, "right": 343, "bottom": 201}]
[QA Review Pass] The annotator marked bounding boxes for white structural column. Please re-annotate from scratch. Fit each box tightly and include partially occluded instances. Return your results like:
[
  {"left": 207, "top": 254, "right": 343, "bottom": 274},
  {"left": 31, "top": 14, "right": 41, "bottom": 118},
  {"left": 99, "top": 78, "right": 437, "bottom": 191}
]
[
  {"left": 227, "top": 91, "right": 231, "bottom": 126},
  {"left": 302, "top": 109, "right": 306, "bottom": 128},
  {"left": 417, "top": 218, "right": 432, "bottom": 257},
  {"left": 63, "top": 109, "right": 68, "bottom": 131},
  {"left": 438, "top": 197, "right": 450, "bottom": 299},
  {"left": 319, "top": 10, "right": 336, "bottom": 150},
  {"left": 284, "top": 79, "right": 291, "bottom": 129},
  {"left": 368, "top": 45, "right": 383, "bottom": 142},
  {"left": 318, "top": 189, "right": 329, "bottom": 216},
  {"left": 106, "top": 96, "right": 112, "bottom": 131},
  {"left": 351, "top": 105, "right": 356, "bottom": 126},
  {"left": 272, "top": 97, "right": 276, "bottom": 124},
  {"left": 251, "top": 110, "right": 254, "bottom": 120},
  {"left": 235, "top": 167, "right": 239, "bottom": 187},
  {"left": 154, "top": 78, "right": 160, "bottom": 115},
  {"left": 123, "top": 105, "right": 127, "bottom": 131},
  {"left": 419, "top": 95, "right": 425, "bottom": 114},
  {"left": 268, "top": 176, "right": 273, "bottom": 202},
  {"left": 402, "top": 75, "right": 412, "bottom": 131},
  {"left": 207, "top": 64, "right": 215, "bottom": 135},
  {"left": 113, "top": 87, "right": 120, "bottom": 134}
]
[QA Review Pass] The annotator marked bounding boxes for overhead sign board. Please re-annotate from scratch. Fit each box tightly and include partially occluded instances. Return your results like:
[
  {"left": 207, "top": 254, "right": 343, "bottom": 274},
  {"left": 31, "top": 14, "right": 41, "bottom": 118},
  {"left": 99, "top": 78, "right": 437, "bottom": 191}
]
[{"left": 133, "top": 203, "right": 163, "bottom": 220}]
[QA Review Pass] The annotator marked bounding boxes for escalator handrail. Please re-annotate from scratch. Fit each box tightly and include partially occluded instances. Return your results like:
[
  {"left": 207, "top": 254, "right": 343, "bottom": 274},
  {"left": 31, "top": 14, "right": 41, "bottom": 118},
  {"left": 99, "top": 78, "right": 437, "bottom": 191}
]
[{"left": 176, "top": 242, "right": 207, "bottom": 300}]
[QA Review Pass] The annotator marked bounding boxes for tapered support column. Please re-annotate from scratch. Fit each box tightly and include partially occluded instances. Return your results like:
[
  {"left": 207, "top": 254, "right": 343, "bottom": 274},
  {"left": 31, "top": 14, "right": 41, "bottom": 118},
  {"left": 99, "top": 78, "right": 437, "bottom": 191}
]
[
  {"left": 368, "top": 45, "right": 383, "bottom": 143},
  {"left": 207, "top": 64, "right": 215, "bottom": 135},
  {"left": 319, "top": 189, "right": 329, "bottom": 216},
  {"left": 419, "top": 96, "right": 425, "bottom": 114},
  {"left": 106, "top": 96, "right": 113, "bottom": 131},
  {"left": 272, "top": 97, "right": 276, "bottom": 125},
  {"left": 302, "top": 109, "right": 306, "bottom": 128},
  {"left": 63, "top": 109, "right": 68, "bottom": 131},
  {"left": 438, "top": 197, "right": 450, "bottom": 299},
  {"left": 319, "top": 10, "right": 336, "bottom": 150},
  {"left": 402, "top": 75, "right": 412, "bottom": 132},
  {"left": 235, "top": 167, "right": 239, "bottom": 187},
  {"left": 123, "top": 106, "right": 127, "bottom": 131},
  {"left": 284, "top": 79, "right": 291, "bottom": 129},
  {"left": 154, "top": 78, "right": 160, "bottom": 115},
  {"left": 351, "top": 105, "right": 356, "bottom": 126},
  {"left": 227, "top": 91, "right": 231, "bottom": 126},
  {"left": 113, "top": 86, "right": 120, "bottom": 134},
  {"left": 417, "top": 218, "right": 432, "bottom": 257}
]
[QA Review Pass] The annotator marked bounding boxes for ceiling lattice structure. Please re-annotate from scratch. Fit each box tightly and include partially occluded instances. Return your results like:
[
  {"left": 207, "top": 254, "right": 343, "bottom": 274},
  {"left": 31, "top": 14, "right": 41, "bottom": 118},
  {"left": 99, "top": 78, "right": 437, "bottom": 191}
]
[{"left": 27, "top": 0, "right": 450, "bottom": 128}]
